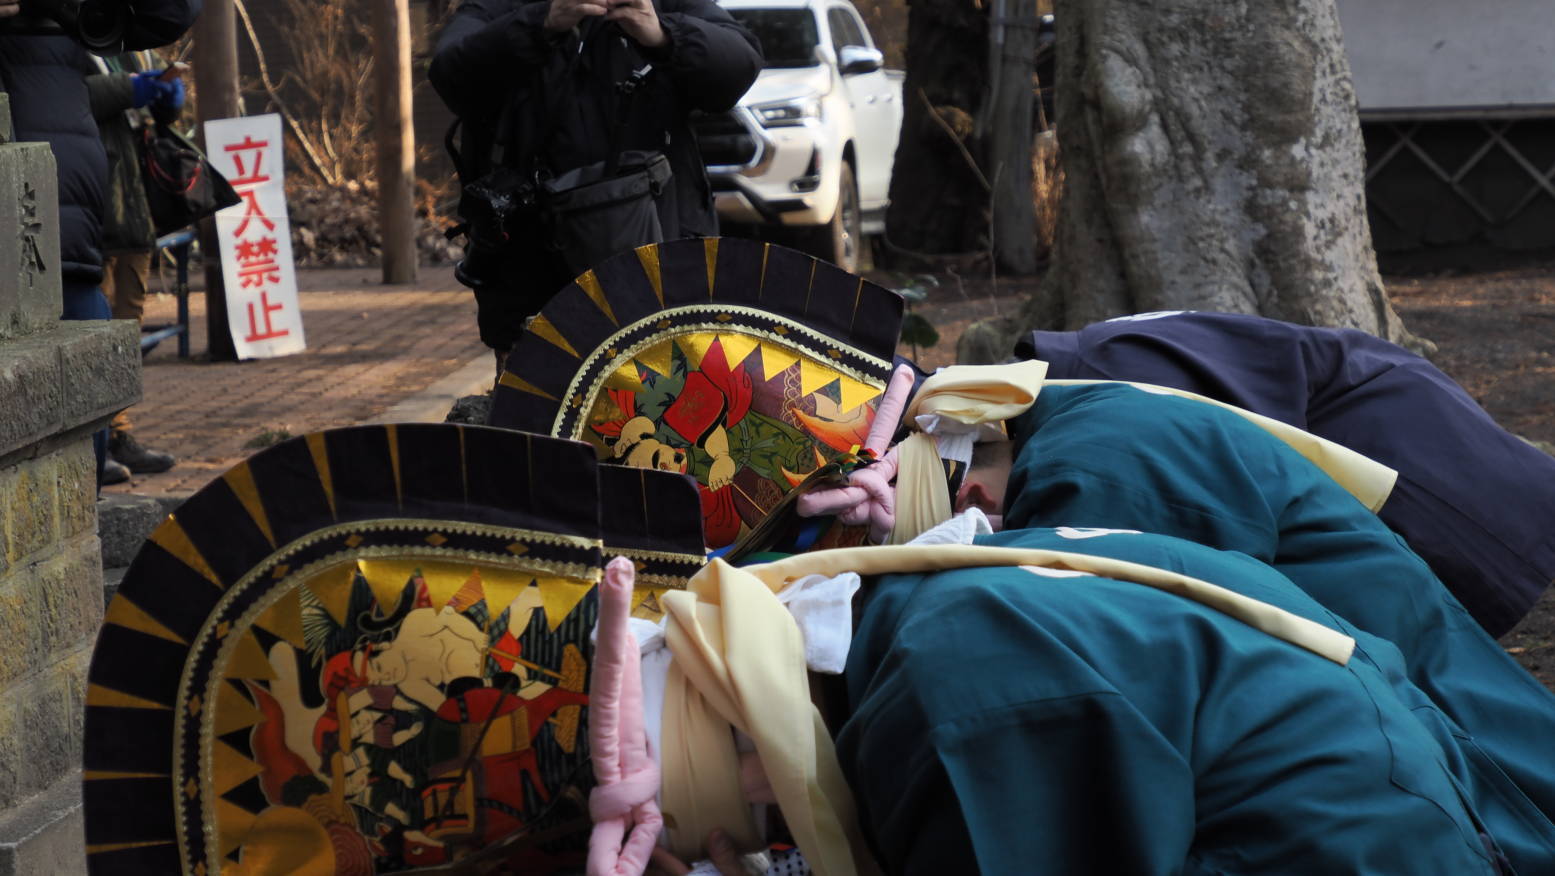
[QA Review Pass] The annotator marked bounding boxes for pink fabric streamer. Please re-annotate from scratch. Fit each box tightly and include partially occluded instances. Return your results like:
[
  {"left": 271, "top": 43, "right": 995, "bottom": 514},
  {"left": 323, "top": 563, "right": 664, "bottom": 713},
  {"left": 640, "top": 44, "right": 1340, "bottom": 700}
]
[
  {"left": 797, "top": 363, "right": 917, "bottom": 542},
  {"left": 587, "top": 557, "right": 664, "bottom": 876}
]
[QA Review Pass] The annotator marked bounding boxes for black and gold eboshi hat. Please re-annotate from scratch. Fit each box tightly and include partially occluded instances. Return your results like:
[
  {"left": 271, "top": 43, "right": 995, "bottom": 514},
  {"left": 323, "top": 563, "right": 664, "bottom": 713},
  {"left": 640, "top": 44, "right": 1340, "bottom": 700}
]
[
  {"left": 490, "top": 237, "right": 905, "bottom": 552},
  {"left": 598, "top": 466, "right": 707, "bottom": 616},
  {"left": 82, "top": 425, "right": 637, "bottom": 875}
]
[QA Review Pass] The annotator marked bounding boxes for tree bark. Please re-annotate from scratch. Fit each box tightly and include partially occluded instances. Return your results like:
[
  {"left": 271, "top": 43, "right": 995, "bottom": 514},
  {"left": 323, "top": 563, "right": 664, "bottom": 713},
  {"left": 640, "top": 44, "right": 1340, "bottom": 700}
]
[
  {"left": 373, "top": 0, "right": 418, "bottom": 284},
  {"left": 1022, "top": 0, "right": 1413, "bottom": 345},
  {"left": 984, "top": 0, "right": 1038, "bottom": 274},
  {"left": 195, "top": 0, "right": 242, "bottom": 360},
  {"left": 884, "top": 0, "right": 990, "bottom": 255}
]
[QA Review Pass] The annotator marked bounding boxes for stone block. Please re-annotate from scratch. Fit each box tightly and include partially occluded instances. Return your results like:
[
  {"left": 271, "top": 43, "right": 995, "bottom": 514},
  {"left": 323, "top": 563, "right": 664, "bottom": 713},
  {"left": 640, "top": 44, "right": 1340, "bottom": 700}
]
[
  {"left": 38, "top": 537, "right": 106, "bottom": 662},
  {"left": 54, "top": 442, "right": 96, "bottom": 541},
  {"left": 0, "top": 651, "right": 90, "bottom": 812},
  {"left": 0, "top": 571, "right": 40, "bottom": 692},
  {"left": 0, "top": 454, "right": 60, "bottom": 570},
  {"left": 59, "top": 648, "right": 90, "bottom": 789},
  {"left": 0, "top": 536, "right": 103, "bottom": 691},
  {"left": 0, "top": 94, "right": 10, "bottom": 142},
  {"left": 0, "top": 335, "right": 66, "bottom": 463},
  {"left": 96, "top": 495, "right": 169, "bottom": 570},
  {"left": 0, "top": 142, "right": 61, "bottom": 341},
  {"left": 0, "top": 322, "right": 141, "bottom": 463},
  {"left": 0, "top": 770, "right": 85, "bottom": 876},
  {"left": 101, "top": 567, "right": 125, "bottom": 609},
  {"left": 56, "top": 321, "right": 140, "bottom": 426}
]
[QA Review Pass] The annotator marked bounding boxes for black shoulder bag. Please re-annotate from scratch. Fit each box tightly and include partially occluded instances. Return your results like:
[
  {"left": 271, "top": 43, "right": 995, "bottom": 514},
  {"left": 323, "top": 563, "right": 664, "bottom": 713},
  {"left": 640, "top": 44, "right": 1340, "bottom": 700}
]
[{"left": 141, "top": 122, "right": 243, "bottom": 236}]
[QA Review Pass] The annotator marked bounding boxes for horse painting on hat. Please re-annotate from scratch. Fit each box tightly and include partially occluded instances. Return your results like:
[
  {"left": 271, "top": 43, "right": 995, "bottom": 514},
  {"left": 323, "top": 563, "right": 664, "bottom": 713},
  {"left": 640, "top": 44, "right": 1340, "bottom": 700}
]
[{"left": 490, "top": 238, "right": 905, "bottom": 551}]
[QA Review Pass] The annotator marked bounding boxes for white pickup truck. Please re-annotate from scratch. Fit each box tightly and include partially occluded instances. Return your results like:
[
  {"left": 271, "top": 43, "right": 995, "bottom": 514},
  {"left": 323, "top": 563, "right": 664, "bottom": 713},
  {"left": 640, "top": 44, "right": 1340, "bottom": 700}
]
[{"left": 695, "top": 0, "right": 904, "bottom": 272}]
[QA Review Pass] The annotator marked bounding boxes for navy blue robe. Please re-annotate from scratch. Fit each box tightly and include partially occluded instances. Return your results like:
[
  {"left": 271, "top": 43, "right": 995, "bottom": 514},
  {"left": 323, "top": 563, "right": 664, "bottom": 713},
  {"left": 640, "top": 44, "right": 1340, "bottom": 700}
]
[{"left": 1016, "top": 311, "right": 1555, "bottom": 637}]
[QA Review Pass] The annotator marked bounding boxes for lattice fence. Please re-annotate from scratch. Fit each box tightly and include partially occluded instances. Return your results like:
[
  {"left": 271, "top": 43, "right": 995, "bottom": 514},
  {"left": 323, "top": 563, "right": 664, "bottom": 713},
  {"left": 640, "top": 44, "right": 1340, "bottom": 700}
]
[{"left": 1362, "top": 118, "right": 1555, "bottom": 252}]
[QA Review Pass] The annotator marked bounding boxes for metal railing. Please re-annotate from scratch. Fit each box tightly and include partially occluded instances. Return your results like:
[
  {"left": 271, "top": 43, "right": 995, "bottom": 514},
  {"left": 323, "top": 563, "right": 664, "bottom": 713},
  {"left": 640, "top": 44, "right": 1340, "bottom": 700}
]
[{"left": 141, "top": 228, "right": 194, "bottom": 358}]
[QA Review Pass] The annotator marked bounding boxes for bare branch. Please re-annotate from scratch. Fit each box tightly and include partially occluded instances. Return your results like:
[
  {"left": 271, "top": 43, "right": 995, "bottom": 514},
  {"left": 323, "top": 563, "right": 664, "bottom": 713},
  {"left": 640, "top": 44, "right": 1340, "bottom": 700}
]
[
  {"left": 233, "top": 0, "right": 339, "bottom": 186},
  {"left": 918, "top": 88, "right": 991, "bottom": 192}
]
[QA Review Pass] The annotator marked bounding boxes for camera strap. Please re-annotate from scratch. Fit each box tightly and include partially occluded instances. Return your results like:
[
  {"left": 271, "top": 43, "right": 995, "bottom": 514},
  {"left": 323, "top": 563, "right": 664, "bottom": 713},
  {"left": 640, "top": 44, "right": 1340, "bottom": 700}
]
[
  {"left": 603, "top": 63, "right": 653, "bottom": 177},
  {"left": 527, "top": 22, "right": 654, "bottom": 183}
]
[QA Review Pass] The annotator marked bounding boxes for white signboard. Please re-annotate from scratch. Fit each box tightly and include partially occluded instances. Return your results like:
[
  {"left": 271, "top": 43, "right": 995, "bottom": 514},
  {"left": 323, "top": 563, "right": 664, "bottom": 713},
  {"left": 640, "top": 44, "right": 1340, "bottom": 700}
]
[{"left": 204, "top": 113, "right": 307, "bottom": 358}]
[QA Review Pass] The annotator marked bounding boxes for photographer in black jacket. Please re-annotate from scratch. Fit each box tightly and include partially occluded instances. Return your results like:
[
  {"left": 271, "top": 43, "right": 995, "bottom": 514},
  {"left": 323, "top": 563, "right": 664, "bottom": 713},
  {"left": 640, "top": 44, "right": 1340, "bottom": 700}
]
[
  {"left": 430, "top": 0, "right": 761, "bottom": 367},
  {"left": 0, "top": 0, "right": 200, "bottom": 483}
]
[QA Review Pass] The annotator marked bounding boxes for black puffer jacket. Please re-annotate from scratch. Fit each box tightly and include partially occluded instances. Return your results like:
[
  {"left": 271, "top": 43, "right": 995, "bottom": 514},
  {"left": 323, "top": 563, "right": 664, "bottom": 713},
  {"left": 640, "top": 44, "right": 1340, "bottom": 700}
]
[
  {"left": 0, "top": 3, "right": 200, "bottom": 284},
  {"left": 429, "top": 0, "right": 762, "bottom": 241}
]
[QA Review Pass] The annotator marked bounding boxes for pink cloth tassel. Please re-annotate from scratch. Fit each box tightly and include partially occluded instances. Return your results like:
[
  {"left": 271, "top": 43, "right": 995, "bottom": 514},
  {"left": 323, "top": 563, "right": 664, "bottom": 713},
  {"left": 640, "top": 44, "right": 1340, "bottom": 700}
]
[
  {"left": 797, "top": 363, "right": 917, "bottom": 542},
  {"left": 587, "top": 557, "right": 664, "bottom": 876}
]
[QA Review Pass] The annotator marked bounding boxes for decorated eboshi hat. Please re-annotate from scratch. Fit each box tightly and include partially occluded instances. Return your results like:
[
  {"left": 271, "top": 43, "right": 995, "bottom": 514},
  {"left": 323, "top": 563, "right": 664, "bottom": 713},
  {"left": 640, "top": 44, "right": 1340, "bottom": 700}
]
[
  {"left": 598, "top": 464, "right": 708, "bottom": 613},
  {"left": 82, "top": 424, "right": 703, "bottom": 875},
  {"left": 488, "top": 238, "right": 905, "bottom": 554}
]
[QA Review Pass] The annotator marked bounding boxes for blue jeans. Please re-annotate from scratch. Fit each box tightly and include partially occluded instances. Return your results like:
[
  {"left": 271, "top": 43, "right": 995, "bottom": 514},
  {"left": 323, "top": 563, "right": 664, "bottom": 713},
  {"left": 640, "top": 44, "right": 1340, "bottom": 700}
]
[{"left": 61, "top": 280, "right": 111, "bottom": 485}]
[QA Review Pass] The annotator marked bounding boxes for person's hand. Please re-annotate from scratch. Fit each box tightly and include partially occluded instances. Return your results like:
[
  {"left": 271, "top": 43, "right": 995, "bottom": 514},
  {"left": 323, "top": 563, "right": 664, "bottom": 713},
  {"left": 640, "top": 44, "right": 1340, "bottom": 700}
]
[
  {"left": 132, "top": 72, "right": 186, "bottom": 111},
  {"left": 160, "top": 75, "right": 187, "bottom": 110},
  {"left": 646, "top": 830, "right": 751, "bottom": 876},
  {"left": 606, "top": 0, "right": 667, "bottom": 49},
  {"left": 0, "top": 0, "right": 21, "bottom": 19},
  {"left": 544, "top": 0, "right": 607, "bottom": 33}
]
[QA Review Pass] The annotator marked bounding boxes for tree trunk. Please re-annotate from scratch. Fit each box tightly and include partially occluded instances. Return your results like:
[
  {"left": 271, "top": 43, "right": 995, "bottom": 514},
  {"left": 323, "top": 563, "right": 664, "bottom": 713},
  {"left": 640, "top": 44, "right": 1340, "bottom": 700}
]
[
  {"left": 984, "top": 0, "right": 1038, "bottom": 274},
  {"left": 195, "top": 0, "right": 242, "bottom": 361},
  {"left": 1021, "top": 0, "right": 1414, "bottom": 346},
  {"left": 884, "top": 0, "right": 990, "bottom": 255},
  {"left": 373, "top": 0, "right": 418, "bottom": 285}
]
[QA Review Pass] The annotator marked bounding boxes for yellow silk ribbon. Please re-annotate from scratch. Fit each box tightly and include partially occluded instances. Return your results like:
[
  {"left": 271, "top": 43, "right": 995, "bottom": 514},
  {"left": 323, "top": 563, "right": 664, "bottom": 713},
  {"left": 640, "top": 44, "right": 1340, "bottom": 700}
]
[
  {"left": 890, "top": 361, "right": 1049, "bottom": 543},
  {"left": 885, "top": 433, "right": 948, "bottom": 545},
  {"left": 745, "top": 545, "right": 1355, "bottom": 664},
  {"left": 904, "top": 360, "right": 1050, "bottom": 427},
  {"left": 660, "top": 611, "right": 764, "bottom": 859},
  {"left": 660, "top": 560, "right": 872, "bottom": 876}
]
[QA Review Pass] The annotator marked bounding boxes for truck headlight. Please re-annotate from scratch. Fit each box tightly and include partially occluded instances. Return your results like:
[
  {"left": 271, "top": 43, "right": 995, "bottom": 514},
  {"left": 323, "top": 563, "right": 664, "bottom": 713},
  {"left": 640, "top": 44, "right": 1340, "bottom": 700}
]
[{"left": 754, "top": 97, "right": 822, "bottom": 127}]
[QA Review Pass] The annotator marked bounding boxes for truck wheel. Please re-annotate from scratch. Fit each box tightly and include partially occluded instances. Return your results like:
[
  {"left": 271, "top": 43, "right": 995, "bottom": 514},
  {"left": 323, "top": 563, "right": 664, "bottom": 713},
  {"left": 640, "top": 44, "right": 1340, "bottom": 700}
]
[{"left": 805, "top": 162, "right": 865, "bottom": 273}]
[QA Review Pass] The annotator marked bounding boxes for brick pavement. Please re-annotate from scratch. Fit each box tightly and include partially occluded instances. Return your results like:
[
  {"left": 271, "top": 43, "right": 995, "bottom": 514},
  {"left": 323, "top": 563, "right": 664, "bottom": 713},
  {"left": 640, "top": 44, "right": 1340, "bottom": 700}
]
[{"left": 103, "top": 265, "right": 490, "bottom": 496}]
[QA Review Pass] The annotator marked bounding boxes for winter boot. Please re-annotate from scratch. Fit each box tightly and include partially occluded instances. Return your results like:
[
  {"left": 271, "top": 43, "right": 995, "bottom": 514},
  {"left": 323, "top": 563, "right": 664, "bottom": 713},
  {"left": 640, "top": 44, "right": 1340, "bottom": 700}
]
[
  {"left": 110, "top": 430, "right": 176, "bottom": 474},
  {"left": 101, "top": 457, "right": 131, "bottom": 486}
]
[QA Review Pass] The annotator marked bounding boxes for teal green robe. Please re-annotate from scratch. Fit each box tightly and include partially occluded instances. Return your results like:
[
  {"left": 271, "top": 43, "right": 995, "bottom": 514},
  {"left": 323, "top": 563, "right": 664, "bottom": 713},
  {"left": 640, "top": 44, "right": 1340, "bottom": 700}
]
[
  {"left": 840, "top": 527, "right": 1524, "bottom": 874},
  {"left": 1001, "top": 383, "right": 1555, "bottom": 871}
]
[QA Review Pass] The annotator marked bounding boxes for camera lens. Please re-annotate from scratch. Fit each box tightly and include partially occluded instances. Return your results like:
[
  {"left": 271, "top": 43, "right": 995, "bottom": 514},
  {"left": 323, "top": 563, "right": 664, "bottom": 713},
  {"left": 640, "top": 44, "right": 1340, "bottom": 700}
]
[{"left": 75, "top": 0, "right": 129, "bottom": 54}]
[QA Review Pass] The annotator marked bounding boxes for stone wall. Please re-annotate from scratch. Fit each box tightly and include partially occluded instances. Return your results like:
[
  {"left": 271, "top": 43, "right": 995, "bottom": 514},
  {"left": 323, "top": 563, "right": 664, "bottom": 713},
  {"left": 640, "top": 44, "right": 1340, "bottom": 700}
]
[{"left": 0, "top": 94, "right": 141, "bottom": 874}]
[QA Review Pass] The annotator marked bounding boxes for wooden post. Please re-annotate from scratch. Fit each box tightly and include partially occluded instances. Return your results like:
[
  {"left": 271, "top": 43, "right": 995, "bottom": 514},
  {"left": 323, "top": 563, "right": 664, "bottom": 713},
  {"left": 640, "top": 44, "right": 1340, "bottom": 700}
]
[
  {"left": 194, "top": 0, "right": 241, "bottom": 359},
  {"left": 373, "top": 0, "right": 418, "bottom": 284},
  {"left": 985, "top": 0, "right": 1038, "bottom": 274}
]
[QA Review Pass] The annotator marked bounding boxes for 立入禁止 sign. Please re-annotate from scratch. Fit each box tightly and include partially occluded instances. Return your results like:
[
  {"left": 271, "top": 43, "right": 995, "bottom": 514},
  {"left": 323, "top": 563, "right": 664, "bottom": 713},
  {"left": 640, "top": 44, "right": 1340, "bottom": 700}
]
[{"left": 204, "top": 113, "right": 307, "bottom": 359}]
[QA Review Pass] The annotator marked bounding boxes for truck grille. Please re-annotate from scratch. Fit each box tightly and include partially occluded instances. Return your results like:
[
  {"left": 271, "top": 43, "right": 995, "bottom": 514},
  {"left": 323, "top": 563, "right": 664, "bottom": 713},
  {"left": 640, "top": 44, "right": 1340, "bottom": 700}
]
[{"left": 692, "top": 110, "right": 760, "bottom": 169}]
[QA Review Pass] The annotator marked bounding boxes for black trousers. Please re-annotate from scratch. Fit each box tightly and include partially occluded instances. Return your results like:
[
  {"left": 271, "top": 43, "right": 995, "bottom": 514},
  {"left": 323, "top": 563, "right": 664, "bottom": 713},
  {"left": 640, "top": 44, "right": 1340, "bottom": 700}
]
[{"left": 461, "top": 241, "right": 576, "bottom": 353}]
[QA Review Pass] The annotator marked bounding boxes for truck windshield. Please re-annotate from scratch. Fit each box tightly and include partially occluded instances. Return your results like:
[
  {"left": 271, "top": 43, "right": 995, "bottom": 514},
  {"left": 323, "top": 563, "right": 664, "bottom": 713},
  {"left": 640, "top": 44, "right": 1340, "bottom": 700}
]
[{"left": 729, "top": 9, "right": 820, "bottom": 68}]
